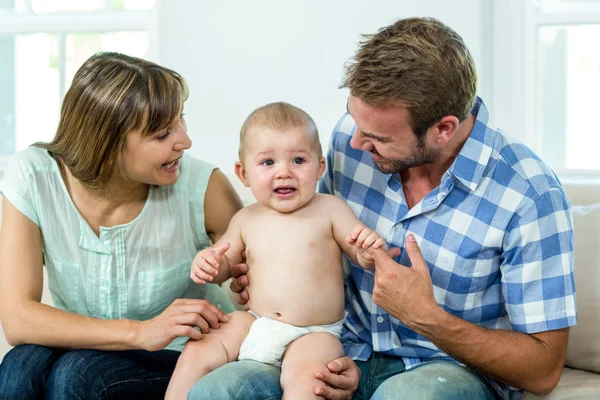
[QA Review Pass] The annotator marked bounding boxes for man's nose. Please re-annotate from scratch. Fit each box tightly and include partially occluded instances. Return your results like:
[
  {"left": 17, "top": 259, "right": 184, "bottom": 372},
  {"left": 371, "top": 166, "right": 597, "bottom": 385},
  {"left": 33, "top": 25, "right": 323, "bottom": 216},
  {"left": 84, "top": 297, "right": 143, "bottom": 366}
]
[{"left": 349, "top": 129, "right": 372, "bottom": 152}]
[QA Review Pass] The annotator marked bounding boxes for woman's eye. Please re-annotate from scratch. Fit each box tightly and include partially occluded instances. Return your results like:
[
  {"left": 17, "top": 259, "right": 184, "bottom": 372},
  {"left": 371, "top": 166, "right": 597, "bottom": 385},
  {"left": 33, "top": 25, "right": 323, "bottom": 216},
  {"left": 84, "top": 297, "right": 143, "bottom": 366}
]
[
  {"left": 156, "top": 131, "right": 170, "bottom": 141},
  {"left": 262, "top": 159, "right": 274, "bottom": 166},
  {"left": 292, "top": 157, "right": 304, "bottom": 164}
]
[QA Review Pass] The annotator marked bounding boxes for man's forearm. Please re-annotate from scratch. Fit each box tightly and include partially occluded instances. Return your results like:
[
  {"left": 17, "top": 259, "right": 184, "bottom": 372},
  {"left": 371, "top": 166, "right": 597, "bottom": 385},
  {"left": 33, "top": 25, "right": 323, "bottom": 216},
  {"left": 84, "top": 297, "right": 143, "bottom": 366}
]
[{"left": 408, "top": 306, "right": 567, "bottom": 395}]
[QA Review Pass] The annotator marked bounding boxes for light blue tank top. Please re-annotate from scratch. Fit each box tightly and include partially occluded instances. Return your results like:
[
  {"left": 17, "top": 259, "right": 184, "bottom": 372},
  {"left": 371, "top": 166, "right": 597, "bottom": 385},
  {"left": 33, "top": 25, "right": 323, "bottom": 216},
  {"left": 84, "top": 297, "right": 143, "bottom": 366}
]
[{"left": 0, "top": 147, "right": 235, "bottom": 351}]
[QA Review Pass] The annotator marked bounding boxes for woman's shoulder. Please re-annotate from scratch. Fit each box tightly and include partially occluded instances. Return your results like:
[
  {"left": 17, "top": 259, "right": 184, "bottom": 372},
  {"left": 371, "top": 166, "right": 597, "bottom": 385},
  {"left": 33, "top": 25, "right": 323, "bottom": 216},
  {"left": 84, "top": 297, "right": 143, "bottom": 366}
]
[
  {"left": 7, "top": 146, "right": 55, "bottom": 169},
  {"left": 3, "top": 146, "right": 57, "bottom": 180},
  {"left": 176, "top": 152, "right": 217, "bottom": 193}
]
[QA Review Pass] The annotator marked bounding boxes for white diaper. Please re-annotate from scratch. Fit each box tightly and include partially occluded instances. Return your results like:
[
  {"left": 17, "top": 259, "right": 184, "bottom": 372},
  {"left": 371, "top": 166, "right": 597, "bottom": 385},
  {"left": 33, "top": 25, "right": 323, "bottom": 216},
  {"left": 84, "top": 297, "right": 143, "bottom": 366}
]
[{"left": 237, "top": 311, "right": 344, "bottom": 367}]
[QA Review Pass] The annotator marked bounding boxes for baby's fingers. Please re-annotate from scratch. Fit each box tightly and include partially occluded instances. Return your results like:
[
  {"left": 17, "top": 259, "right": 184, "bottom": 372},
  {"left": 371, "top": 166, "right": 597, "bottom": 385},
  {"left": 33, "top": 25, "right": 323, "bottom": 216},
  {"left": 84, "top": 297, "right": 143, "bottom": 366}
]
[
  {"left": 203, "top": 252, "right": 222, "bottom": 270},
  {"left": 346, "top": 224, "right": 364, "bottom": 244},
  {"left": 355, "top": 227, "right": 375, "bottom": 247},
  {"left": 372, "top": 237, "right": 386, "bottom": 249},
  {"left": 190, "top": 265, "right": 213, "bottom": 284}
]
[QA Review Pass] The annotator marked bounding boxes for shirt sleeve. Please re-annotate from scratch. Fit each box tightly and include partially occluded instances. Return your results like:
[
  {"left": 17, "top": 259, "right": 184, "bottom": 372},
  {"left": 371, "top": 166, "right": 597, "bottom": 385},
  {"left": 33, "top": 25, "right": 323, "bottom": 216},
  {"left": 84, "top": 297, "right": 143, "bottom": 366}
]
[
  {"left": 501, "top": 187, "right": 576, "bottom": 333},
  {"left": 0, "top": 152, "right": 40, "bottom": 226},
  {"left": 188, "top": 156, "right": 217, "bottom": 247}
]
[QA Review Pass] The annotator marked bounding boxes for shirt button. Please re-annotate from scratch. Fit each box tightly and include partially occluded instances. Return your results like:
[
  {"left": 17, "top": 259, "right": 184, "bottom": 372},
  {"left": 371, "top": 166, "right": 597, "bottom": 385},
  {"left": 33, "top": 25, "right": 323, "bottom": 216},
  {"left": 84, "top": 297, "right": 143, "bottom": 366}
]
[{"left": 376, "top": 316, "right": 384, "bottom": 323}]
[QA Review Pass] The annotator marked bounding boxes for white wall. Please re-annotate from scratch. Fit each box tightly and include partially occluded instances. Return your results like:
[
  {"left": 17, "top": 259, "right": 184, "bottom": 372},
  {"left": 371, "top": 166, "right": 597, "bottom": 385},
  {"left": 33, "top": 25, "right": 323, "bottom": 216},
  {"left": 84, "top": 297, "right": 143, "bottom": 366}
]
[{"left": 158, "top": 0, "right": 492, "bottom": 174}]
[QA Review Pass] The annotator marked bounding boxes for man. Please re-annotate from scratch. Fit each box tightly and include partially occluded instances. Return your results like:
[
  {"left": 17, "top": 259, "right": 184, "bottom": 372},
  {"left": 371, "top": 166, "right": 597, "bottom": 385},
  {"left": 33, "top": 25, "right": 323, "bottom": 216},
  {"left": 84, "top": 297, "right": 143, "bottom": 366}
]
[{"left": 190, "top": 17, "right": 576, "bottom": 400}]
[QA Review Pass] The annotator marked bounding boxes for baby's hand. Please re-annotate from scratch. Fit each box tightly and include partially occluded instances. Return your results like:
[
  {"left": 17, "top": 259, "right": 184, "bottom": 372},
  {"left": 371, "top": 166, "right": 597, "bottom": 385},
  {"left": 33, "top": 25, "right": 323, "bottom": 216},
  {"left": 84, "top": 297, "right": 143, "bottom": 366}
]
[
  {"left": 190, "top": 241, "right": 230, "bottom": 284},
  {"left": 347, "top": 225, "right": 386, "bottom": 268}
]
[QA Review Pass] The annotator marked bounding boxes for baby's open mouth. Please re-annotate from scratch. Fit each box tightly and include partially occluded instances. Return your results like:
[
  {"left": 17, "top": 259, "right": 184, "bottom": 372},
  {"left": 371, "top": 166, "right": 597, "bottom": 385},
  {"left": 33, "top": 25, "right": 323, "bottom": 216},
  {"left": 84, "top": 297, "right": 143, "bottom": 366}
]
[{"left": 274, "top": 187, "right": 296, "bottom": 194}]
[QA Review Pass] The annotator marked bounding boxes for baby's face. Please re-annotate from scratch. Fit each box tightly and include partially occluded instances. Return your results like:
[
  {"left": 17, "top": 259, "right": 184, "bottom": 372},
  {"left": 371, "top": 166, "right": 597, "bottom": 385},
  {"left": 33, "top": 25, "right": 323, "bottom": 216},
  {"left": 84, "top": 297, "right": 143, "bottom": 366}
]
[{"left": 239, "top": 126, "right": 324, "bottom": 213}]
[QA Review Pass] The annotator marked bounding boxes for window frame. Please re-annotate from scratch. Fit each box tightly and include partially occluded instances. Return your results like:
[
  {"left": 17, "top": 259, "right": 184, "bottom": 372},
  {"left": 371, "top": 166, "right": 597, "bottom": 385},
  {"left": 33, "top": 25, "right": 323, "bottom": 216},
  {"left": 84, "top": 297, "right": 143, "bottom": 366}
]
[
  {"left": 492, "top": 0, "right": 600, "bottom": 182},
  {"left": 0, "top": 2, "right": 159, "bottom": 171}
]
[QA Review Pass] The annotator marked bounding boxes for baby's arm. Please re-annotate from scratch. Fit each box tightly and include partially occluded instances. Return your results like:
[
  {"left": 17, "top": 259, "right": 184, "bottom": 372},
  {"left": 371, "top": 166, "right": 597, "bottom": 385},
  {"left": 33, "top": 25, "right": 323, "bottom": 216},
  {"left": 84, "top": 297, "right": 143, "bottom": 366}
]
[
  {"left": 325, "top": 195, "right": 396, "bottom": 269},
  {"left": 190, "top": 210, "right": 247, "bottom": 285}
]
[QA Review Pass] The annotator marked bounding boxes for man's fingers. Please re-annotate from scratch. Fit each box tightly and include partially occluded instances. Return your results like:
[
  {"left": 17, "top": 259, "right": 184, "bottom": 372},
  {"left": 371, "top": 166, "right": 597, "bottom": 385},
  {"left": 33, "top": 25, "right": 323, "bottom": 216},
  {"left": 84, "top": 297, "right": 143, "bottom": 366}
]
[
  {"left": 316, "top": 370, "right": 348, "bottom": 389},
  {"left": 405, "top": 234, "right": 427, "bottom": 273},
  {"left": 327, "top": 356, "right": 352, "bottom": 373},
  {"left": 314, "top": 386, "right": 347, "bottom": 400},
  {"left": 367, "top": 246, "right": 394, "bottom": 266}
]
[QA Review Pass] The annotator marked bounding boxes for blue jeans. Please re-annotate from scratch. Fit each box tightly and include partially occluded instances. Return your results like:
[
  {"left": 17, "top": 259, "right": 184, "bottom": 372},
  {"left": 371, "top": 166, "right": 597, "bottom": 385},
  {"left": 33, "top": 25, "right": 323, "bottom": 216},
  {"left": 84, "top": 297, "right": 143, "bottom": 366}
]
[
  {"left": 188, "top": 353, "right": 496, "bottom": 400},
  {"left": 0, "top": 344, "right": 180, "bottom": 399}
]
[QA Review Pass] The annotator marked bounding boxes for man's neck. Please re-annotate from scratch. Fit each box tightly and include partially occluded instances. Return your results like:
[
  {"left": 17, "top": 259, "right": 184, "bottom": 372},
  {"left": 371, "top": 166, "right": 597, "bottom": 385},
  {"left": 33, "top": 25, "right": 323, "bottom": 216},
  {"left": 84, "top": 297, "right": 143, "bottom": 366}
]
[
  {"left": 400, "top": 114, "right": 475, "bottom": 208},
  {"left": 402, "top": 114, "right": 475, "bottom": 188}
]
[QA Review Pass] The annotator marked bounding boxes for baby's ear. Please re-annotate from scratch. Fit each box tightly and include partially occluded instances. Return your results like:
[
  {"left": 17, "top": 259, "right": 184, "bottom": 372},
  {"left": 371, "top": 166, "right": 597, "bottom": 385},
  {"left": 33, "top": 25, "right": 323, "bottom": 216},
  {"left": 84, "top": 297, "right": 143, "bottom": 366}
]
[
  {"left": 234, "top": 161, "right": 250, "bottom": 187},
  {"left": 318, "top": 157, "right": 326, "bottom": 177}
]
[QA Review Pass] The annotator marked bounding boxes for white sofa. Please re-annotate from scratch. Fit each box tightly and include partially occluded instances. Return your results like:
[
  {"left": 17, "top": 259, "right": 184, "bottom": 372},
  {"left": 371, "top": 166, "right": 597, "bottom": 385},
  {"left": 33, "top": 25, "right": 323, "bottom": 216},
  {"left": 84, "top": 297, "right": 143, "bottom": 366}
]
[{"left": 1, "top": 182, "right": 599, "bottom": 399}]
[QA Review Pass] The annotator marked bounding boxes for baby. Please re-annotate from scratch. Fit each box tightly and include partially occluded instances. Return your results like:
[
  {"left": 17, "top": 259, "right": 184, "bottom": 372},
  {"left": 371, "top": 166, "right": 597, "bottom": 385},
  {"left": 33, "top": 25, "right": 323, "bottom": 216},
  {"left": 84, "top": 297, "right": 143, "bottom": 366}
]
[{"left": 165, "top": 102, "right": 397, "bottom": 399}]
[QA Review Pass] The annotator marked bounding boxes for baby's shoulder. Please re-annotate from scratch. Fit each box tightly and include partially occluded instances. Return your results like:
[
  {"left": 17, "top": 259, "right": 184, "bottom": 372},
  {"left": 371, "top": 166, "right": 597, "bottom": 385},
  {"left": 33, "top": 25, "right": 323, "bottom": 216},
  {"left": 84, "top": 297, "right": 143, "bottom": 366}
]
[
  {"left": 233, "top": 202, "right": 263, "bottom": 221},
  {"left": 313, "top": 193, "right": 350, "bottom": 210}
]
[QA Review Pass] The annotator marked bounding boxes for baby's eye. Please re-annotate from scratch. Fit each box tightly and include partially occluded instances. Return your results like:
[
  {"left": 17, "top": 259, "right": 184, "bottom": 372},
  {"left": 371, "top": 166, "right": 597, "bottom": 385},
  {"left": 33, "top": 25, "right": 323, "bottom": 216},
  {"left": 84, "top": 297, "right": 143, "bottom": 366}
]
[
  {"left": 292, "top": 157, "right": 305, "bottom": 165},
  {"left": 262, "top": 159, "right": 274, "bottom": 166}
]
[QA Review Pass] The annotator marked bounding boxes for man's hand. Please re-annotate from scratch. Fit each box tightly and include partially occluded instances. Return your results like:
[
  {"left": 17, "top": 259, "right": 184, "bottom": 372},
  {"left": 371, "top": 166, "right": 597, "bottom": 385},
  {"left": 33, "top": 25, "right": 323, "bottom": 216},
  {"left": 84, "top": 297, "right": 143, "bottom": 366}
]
[
  {"left": 190, "top": 241, "right": 230, "bottom": 284},
  {"left": 368, "top": 234, "right": 438, "bottom": 329},
  {"left": 314, "top": 356, "right": 360, "bottom": 400}
]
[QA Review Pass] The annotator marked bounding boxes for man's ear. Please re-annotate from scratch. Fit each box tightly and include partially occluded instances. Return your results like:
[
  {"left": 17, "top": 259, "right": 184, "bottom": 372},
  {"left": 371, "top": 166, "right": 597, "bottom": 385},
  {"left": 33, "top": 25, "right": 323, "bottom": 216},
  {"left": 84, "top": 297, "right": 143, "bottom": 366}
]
[
  {"left": 432, "top": 115, "right": 459, "bottom": 145},
  {"left": 318, "top": 157, "right": 326, "bottom": 177},
  {"left": 234, "top": 161, "right": 250, "bottom": 187}
]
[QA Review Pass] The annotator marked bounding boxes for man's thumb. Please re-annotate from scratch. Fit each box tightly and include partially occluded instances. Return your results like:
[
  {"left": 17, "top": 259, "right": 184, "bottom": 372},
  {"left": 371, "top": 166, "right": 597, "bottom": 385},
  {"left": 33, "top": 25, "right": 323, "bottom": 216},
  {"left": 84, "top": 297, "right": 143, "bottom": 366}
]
[{"left": 405, "top": 234, "right": 425, "bottom": 271}]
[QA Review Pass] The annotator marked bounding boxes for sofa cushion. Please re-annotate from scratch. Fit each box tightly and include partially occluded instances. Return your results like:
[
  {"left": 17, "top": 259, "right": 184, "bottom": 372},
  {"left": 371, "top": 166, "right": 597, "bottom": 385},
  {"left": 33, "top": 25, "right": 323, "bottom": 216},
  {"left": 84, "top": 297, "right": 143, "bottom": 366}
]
[
  {"left": 562, "top": 184, "right": 600, "bottom": 373},
  {"left": 522, "top": 367, "right": 600, "bottom": 399}
]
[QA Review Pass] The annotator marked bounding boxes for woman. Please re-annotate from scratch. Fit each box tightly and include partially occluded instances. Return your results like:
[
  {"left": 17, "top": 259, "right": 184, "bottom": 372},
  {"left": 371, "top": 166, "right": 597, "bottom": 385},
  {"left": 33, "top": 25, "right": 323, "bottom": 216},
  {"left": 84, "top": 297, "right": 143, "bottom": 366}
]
[{"left": 0, "top": 52, "right": 242, "bottom": 399}]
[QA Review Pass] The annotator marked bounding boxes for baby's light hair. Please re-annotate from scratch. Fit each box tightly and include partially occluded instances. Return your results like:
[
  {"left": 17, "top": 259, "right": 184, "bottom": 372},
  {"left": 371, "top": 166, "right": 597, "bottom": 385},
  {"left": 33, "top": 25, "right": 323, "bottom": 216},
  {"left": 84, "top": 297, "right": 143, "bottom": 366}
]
[{"left": 239, "top": 102, "right": 322, "bottom": 160}]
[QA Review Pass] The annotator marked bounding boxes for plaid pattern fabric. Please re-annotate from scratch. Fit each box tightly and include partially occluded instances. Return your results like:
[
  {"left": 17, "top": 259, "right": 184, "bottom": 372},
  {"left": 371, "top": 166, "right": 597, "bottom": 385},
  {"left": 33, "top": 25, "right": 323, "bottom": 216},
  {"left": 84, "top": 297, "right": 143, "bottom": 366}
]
[{"left": 318, "top": 97, "right": 577, "bottom": 399}]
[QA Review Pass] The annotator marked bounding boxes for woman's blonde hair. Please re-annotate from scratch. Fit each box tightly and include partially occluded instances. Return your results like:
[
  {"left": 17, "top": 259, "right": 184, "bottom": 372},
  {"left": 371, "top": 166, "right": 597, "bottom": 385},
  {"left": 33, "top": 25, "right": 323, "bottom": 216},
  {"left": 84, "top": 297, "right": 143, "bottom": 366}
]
[
  {"left": 341, "top": 17, "right": 478, "bottom": 138},
  {"left": 36, "top": 52, "right": 188, "bottom": 191}
]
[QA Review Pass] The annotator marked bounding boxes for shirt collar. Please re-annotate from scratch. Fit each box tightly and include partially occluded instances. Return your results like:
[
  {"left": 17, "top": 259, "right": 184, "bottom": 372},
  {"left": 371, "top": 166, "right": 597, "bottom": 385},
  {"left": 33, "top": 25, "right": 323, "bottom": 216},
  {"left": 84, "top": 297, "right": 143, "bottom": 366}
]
[{"left": 445, "top": 96, "right": 497, "bottom": 192}]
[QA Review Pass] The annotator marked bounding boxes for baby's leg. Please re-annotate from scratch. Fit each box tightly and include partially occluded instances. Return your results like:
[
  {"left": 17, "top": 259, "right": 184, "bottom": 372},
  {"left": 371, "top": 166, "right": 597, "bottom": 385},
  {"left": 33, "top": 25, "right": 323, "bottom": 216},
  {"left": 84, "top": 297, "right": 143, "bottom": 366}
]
[
  {"left": 280, "top": 332, "right": 345, "bottom": 400},
  {"left": 165, "top": 311, "right": 255, "bottom": 400}
]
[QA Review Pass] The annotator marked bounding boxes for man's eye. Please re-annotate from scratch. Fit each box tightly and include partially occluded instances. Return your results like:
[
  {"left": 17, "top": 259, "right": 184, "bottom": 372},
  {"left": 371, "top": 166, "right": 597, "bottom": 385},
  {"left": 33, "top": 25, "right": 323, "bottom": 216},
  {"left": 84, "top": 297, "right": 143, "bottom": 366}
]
[
  {"left": 292, "top": 157, "right": 305, "bottom": 164},
  {"left": 262, "top": 159, "right": 274, "bottom": 166}
]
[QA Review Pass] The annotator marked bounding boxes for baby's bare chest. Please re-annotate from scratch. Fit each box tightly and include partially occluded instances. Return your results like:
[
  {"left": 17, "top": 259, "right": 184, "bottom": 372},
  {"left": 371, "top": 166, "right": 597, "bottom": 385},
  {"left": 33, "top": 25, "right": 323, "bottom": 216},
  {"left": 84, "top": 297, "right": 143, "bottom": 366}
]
[{"left": 243, "top": 216, "right": 340, "bottom": 266}]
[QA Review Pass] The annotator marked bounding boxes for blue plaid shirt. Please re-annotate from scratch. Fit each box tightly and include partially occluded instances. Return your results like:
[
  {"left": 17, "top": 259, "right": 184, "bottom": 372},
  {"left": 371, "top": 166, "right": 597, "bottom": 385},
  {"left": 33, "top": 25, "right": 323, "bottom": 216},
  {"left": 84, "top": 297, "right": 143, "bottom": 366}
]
[{"left": 318, "top": 97, "right": 577, "bottom": 399}]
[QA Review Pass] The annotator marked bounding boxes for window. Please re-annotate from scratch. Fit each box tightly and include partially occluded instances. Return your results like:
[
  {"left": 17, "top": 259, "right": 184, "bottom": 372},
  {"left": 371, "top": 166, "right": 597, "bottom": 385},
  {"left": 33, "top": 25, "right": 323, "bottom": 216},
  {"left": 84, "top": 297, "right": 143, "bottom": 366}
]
[
  {"left": 492, "top": 0, "right": 600, "bottom": 180},
  {"left": 0, "top": 0, "right": 157, "bottom": 165}
]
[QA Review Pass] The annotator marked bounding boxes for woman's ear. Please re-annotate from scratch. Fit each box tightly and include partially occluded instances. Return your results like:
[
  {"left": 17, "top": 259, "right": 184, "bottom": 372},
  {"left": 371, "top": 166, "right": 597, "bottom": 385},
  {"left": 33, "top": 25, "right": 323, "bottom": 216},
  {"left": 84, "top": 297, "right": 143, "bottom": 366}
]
[{"left": 234, "top": 161, "right": 250, "bottom": 187}]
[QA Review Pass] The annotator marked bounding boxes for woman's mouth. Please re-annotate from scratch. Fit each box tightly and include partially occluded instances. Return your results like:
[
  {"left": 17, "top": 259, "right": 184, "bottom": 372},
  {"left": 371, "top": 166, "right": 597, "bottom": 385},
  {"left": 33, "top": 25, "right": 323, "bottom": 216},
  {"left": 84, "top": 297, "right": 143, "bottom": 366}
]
[{"left": 162, "top": 158, "right": 180, "bottom": 172}]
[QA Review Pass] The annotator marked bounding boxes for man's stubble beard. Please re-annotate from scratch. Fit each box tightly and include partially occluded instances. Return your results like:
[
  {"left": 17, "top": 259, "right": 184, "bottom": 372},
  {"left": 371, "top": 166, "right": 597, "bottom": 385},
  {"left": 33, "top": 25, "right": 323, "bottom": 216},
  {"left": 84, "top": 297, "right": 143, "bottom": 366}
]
[{"left": 372, "top": 138, "right": 440, "bottom": 175}]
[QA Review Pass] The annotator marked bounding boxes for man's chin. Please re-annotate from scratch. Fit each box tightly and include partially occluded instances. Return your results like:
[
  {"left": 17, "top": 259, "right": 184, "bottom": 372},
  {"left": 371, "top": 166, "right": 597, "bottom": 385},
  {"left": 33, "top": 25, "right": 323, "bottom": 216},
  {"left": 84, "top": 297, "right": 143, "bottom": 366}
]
[{"left": 373, "top": 160, "right": 400, "bottom": 175}]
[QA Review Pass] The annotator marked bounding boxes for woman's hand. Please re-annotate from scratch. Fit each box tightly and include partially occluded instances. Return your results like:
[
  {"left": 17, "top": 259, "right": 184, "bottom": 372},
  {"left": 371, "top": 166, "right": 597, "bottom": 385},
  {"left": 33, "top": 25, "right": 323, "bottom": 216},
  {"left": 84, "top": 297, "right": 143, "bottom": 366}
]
[
  {"left": 229, "top": 258, "right": 250, "bottom": 310},
  {"left": 135, "top": 299, "right": 229, "bottom": 351},
  {"left": 314, "top": 356, "right": 361, "bottom": 400}
]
